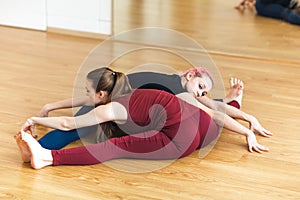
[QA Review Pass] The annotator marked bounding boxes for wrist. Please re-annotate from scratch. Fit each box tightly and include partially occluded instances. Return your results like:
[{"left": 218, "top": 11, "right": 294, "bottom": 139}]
[
  {"left": 24, "top": 117, "right": 35, "bottom": 128},
  {"left": 27, "top": 117, "right": 33, "bottom": 122},
  {"left": 245, "top": 114, "right": 254, "bottom": 123},
  {"left": 246, "top": 130, "right": 254, "bottom": 137},
  {"left": 29, "top": 117, "right": 36, "bottom": 124},
  {"left": 44, "top": 103, "right": 53, "bottom": 112}
]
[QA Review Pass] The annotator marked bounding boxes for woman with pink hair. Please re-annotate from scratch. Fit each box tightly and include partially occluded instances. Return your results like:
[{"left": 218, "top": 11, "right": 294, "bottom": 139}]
[
  {"left": 127, "top": 67, "right": 243, "bottom": 108},
  {"left": 35, "top": 67, "right": 250, "bottom": 151}
]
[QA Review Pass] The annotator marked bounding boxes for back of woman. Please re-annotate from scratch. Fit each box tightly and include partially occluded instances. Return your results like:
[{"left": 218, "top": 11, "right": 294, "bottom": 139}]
[{"left": 113, "top": 89, "right": 219, "bottom": 152}]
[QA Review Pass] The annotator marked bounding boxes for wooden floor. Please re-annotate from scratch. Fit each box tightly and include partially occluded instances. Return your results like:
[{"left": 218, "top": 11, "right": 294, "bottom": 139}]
[{"left": 1, "top": 0, "right": 300, "bottom": 199}]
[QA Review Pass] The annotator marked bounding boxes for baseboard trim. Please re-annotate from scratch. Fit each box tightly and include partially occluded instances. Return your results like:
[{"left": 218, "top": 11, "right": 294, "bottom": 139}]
[{"left": 47, "top": 27, "right": 111, "bottom": 40}]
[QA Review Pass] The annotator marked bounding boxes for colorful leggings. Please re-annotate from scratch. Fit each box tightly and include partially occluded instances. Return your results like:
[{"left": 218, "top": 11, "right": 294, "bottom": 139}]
[{"left": 255, "top": 0, "right": 300, "bottom": 25}]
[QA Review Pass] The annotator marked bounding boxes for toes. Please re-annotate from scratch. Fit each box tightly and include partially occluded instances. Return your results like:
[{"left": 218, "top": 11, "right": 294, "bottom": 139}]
[
  {"left": 230, "top": 77, "right": 244, "bottom": 90},
  {"left": 229, "top": 77, "right": 234, "bottom": 87},
  {"left": 233, "top": 78, "right": 238, "bottom": 86},
  {"left": 14, "top": 131, "right": 22, "bottom": 139},
  {"left": 237, "top": 79, "right": 244, "bottom": 89},
  {"left": 229, "top": 77, "right": 236, "bottom": 88}
]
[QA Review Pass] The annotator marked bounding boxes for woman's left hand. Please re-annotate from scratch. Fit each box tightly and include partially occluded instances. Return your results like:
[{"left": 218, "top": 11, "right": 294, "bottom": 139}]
[
  {"left": 21, "top": 118, "right": 38, "bottom": 138},
  {"left": 246, "top": 132, "right": 269, "bottom": 153}
]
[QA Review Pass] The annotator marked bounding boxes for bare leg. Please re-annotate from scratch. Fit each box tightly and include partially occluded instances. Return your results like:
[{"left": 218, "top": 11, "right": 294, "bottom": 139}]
[
  {"left": 224, "top": 77, "right": 244, "bottom": 106},
  {"left": 20, "top": 131, "right": 53, "bottom": 169},
  {"left": 14, "top": 132, "right": 31, "bottom": 163}
]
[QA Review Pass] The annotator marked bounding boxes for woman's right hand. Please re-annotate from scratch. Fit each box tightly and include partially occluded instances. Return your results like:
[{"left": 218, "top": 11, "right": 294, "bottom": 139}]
[
  {"left": 246, "top": 131, "right": 269, "bottom": 153},
  {"left": 21, "top": 118, "right": 38, "bottom": 138}
]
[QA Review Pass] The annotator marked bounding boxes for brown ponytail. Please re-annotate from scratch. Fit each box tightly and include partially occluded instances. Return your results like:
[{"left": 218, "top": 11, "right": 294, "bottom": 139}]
[{"left": 87, "top": 67, "right": 132, "bottom": 141}]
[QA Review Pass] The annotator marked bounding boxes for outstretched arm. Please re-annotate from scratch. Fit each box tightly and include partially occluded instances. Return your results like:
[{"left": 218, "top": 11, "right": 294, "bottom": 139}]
[
  {"left": 22, "top": 102, "right": 127, "bottom": 132},
  {"left": 197, "top": 96, "right": 272, "bottom": 137},
  {"left": 177, "top": 93, "right": 269, "bottom": 153},
  {"left": 38, "top": 96, "right": 91, "bottom": 117},
  {"left": 213, "top": 111, "right": 269, "bottom": 153}
]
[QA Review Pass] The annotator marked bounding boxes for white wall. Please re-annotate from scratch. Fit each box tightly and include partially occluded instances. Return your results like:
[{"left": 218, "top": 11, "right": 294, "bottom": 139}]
[
  {"left": 47, "top": 0, "right": 112, "bottom": 35},
  {"left": 0, "top": 0, "right": 112, "bottom": 35},
  {"left": 0, "top": 0, "right": 47, "bottom": 30}
]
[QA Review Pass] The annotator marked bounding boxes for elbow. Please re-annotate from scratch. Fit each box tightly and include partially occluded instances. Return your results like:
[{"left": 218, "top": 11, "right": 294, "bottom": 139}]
[
  {"left": 215, "top": 102, "right": 226, "bottom": 113},
  {"left": 60, "top": 118, "right": 74, "bottom": 131},
  {"left": 212, "top": 111, "right": 226, "bottom": 127}
]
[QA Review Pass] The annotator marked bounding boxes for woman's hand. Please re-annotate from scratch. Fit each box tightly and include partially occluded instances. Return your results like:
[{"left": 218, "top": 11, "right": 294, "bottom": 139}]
[
  {"left": 21, "top": 118, "right": 38, "bottom": 138},
  {"left": 248, "top": 115, "right": 272, "bottom": 137},
  {"left": 246, "top": 131, "right": 269, "bottom": 153},
  {"left": 38, "top": 104, "right": 50, "bottom": 117}
]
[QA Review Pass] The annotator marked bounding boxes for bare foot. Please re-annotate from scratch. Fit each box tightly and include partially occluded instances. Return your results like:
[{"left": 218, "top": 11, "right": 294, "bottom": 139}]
[
  {"left": 225, "top": 77, "right": 244, "bottom": 106},
  {"left": 235, "top": 0, "right": 247, "bottom": 11},
  {"left": 245, "top": 1, "right": 256, "bottom": 12},
  {"left": 14, "top": 132, "right": 31, "bottom": 163},
  {"left": 21, "top": 131, "right": 53, "bottom": 169},
  {"left": 235, "top": 0, "right": 256, "bottom": 13}
]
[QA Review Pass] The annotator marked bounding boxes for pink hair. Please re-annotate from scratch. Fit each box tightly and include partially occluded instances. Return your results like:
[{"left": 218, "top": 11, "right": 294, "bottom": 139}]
[{"left": 180, "top": 67, "right": 214, "bottom": 87}]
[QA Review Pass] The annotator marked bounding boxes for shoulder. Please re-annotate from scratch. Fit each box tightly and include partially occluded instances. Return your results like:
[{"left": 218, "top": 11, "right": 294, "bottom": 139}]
[{"left": 94, "top": 102, "right": 128, "bottom": 122}]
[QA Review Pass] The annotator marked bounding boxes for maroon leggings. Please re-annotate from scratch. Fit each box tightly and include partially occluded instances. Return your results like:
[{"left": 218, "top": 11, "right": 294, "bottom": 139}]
[
  {"left": 51, "top": 90, "right": 219, "bottom": 166},
  {"left": 228, "top": 100, "right": 240, "bottom": 109}
]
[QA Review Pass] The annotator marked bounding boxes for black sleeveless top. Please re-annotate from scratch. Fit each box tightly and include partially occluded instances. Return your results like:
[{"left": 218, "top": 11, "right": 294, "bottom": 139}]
[{"left": 127, "top": 72, "right": 185, "bottom": 95}]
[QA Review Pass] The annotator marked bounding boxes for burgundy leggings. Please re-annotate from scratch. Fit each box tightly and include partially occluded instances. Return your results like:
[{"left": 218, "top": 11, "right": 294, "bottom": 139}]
[
  {"left": 228, "top": 100, "right": 240, "bottom": 109},
  {"left": 51, "top": 90, "right": 219, "bottom": 166}
]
